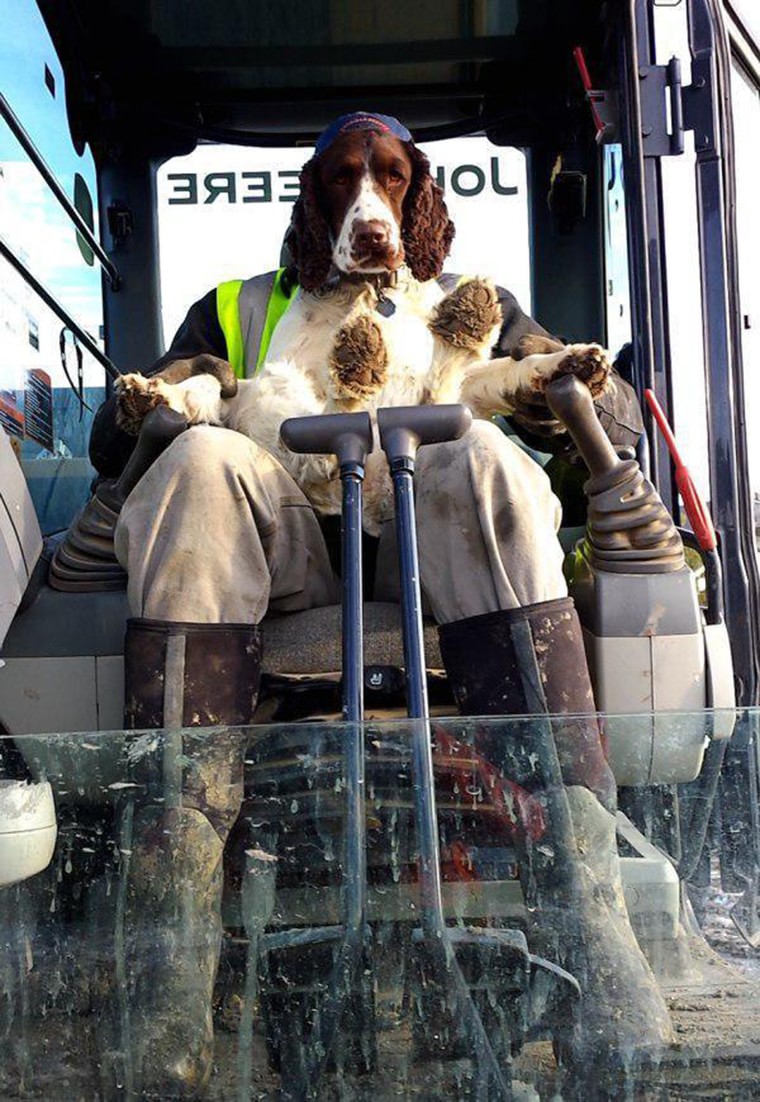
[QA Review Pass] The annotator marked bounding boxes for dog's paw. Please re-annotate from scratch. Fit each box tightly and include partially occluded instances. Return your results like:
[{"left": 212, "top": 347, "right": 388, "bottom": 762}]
[
  {"left": 330, "top": 314, "right": 388, "bottom": 405},
  {"left": 429, "top": 278, "right": 503, "bottom": 349},
  {"left": 116, "top": 373, "right": 172, "bottom": 435},
  {"left": 534, "top": 343, "right": 611, "bottom": 399}
]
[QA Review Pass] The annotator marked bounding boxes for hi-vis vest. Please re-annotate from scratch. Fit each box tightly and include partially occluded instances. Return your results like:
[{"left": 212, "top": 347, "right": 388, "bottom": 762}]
[
  {"left": 216, "top": 269, "right": 298, "bottom": 379},
  {"left": 215, "top": 269, "right": 462, "bottom": 379}
]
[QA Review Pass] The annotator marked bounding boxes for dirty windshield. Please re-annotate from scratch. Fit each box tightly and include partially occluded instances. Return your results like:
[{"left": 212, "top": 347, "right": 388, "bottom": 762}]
[
  {"left": 3, "top": 1, "right": 760, "bottom": 1100},
  {"left": 2, "top": 714, "right": 759, "bottom": 1099}
]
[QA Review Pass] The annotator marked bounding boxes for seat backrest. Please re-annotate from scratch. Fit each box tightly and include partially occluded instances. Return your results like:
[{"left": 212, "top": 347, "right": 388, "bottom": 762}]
[{"left": 0, "top": 429, "right": 42, "bottom": 648}]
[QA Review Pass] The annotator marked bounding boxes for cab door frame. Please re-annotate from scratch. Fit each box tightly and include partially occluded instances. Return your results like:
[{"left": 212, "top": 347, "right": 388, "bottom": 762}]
[
  {"left": 620, "top": 0, "right": 760, "bottom": 707},
  {"left": 619, "top": 0, "right": 760, "bottom": 898}
]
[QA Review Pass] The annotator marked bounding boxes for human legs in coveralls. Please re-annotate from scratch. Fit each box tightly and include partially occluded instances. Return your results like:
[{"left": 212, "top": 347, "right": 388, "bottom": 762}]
[{"left": 113, "top": 419, "right": 671, "bottom": 1094}]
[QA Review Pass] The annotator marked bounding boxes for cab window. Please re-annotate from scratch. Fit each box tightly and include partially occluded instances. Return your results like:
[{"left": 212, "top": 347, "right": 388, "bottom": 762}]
[
  {"left": 0, "top": 0, "right": 105, "bottom": 534},
  {"left": 730, "top": 58, "right": 760, "bottom": 557}
]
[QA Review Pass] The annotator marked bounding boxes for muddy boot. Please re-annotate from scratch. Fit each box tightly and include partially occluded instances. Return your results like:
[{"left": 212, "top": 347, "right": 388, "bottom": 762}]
[
  {"left": 121, "top": 618, "right": 261, "bottom": 1098},
  {"left": 438, "top": 599, "right": 673, "bottom": 1074},
  {"left": 559, "top": 786, "right": 673, "bottom": 1065}
]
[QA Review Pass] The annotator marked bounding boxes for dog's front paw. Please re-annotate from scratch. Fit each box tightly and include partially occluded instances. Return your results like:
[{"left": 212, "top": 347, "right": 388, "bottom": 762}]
[
  {"left": 429, "top": 278, "right": 503, "bottom": 350},
  {"left": 536, "top": 343, "right": 611, "bottom": 399},
  {"left": 330, "top": 314, "right": 388, "bottom": 405},
  {"left": 116, "top": 373, "right": 172, "bottom": 435}
]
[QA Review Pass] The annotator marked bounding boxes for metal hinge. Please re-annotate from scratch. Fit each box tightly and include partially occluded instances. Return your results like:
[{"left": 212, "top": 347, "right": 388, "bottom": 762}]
[
  {"left": 107, "top": 201, "right": 134, "bottom": 245},
  {"left": 639, "top": 54, "right": 718, "bottom": 157}
]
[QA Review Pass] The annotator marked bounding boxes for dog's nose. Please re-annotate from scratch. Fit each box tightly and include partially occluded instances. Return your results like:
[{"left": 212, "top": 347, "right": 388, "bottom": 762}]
[{"left": 353, "top": 219, "right": 390, "bottom": 252}]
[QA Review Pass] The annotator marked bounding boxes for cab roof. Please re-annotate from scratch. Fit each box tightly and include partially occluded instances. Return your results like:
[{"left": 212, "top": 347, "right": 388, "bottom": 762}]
[{"left": 37, "top": 0, "right": 609, "bottom": 156}]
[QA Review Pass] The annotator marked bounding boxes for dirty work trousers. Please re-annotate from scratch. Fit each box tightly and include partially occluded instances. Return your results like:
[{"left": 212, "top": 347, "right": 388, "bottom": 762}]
[
  {"left": 112, "top": 421, "right": 572, "bottom": 1077},
  {"left": 114, "top": 420, "right": 567, "bottom": 624}
]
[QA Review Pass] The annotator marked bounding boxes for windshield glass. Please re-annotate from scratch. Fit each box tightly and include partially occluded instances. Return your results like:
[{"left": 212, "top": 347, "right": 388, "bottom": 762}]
[{"left": 2, "top": 711, "right": 758, "bottom": 1099}]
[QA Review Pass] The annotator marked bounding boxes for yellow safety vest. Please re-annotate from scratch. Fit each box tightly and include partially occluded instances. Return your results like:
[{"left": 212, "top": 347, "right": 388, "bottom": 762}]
[{"left": 215, "top": 268, "right": 298, "bottom": 379}]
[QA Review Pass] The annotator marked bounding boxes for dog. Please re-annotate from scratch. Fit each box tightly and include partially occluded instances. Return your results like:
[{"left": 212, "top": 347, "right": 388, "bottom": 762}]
[{"left": 117, "top": 114, "right": 611, "bottom": 533}]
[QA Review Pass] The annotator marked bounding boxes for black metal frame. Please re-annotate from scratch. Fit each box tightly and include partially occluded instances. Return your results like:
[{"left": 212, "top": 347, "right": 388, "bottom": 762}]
[
  {"left": 0, "top": 234, "right": 118, "bottom": 379},
  {"left": 620, "top": 0, "right": 760, "bottom": 704},
  {"left": 618, "top": 0, "right": 760, "bottom": 892},
  {"left": 0, "top": 83, "right": 121, "bottom": 379},
  {"left": 697, "top": 0, "right": 760, "bottom": 898},
  {"left": 0, "top": 92, "right": 120, "bottom": 289},
  {"left": 619, "top": 1, "right": 677, "bottom": 515},
  {"left": 689, "top": 0, "right": 760, "bottom": 705}
]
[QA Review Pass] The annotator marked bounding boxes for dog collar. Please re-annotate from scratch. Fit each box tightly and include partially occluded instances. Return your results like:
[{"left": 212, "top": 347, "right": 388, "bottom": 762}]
[{"left": 314, "top": 266, "right": 409, "bottom": 315}]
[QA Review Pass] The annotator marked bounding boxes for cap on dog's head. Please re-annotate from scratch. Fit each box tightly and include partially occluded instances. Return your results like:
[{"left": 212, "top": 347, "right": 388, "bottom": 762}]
[
  {"left": 289, "top": 112, "right": 454, "bottom": 291},
  {"left": 314, "top": 111, "right": 413, "bottom": 156}
]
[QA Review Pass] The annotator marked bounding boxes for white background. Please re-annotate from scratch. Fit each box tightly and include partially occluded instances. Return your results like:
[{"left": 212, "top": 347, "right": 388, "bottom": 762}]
[{"left": 156, "top": 137, "right": 531, "bottom": 347}]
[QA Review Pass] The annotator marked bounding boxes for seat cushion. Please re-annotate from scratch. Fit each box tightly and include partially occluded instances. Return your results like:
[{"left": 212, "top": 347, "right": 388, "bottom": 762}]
[{"left": 261, "top": 602, "right": 442, "bottom": 674}]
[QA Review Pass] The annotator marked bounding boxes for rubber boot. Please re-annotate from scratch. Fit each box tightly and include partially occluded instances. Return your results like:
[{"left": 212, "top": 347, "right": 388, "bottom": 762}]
[
  {"left": 438, "top": 599, "right": 673, "bottom": 1077},
  {"left": 121, "top": 618, "right": 261, "bottom": 1098}
]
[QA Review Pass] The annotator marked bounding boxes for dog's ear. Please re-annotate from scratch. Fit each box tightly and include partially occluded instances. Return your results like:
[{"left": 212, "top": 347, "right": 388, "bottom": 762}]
[
  {"left": 401, "top": 146, "right": 455, "bottom": 282},
  {"left": 288, "top": 157, "right": 333, "bottom": 292}
]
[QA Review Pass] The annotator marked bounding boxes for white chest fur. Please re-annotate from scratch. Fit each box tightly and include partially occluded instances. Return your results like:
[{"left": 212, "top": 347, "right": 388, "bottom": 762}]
[
  {"left": 120, "top": 272, "right": 610, "bottom": 536},
  {"left": 135, "top": 271, "right": 542, "bottom": 534},
  {"left": 266, "top": 277, "right": 445, "bottom": 407},
  {"left": 225, "top": 275, "right": 451, "bottom": 531}
]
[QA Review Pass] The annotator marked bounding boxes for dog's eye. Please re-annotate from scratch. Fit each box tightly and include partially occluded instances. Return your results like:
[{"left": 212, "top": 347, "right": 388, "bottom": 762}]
[
  {"left": 388, "top": 169, "right": 406, "bottom": 184},
  {"left": 332, "top": 170, "right": 352, "bottom": 185}
]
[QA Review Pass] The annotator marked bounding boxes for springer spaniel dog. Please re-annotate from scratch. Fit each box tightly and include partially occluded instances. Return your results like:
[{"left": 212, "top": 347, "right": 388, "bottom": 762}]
[{"left": 118, "top": 113, "right": 610, "bottom": 533}]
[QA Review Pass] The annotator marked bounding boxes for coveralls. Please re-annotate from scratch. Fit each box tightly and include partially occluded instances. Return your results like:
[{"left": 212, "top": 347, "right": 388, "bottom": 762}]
[{"left": 90, "top": 271, "right": 643, "bottom": 629}]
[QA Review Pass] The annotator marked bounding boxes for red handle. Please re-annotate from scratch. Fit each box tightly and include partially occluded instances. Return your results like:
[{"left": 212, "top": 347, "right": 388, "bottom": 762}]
[
  {"left": 573, "top": 45, "right": 606, "bottom": 137},
  {"left": 573, "top": 45, "right": 594, "bottom": 90},
  {"left": 644, "top": 389, "right": 717, "bottom": 552}
]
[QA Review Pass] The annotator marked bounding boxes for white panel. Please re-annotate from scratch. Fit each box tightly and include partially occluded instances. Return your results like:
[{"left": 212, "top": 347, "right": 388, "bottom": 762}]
[
  {"left": 586, "top": 630, "right": 709, "bottom": 785},
  {"left": 95, "top": 655, "right": 124, "bottom": 731},
  {"left": 0, "top": 430, "right": 43, "bottom": 568},
  {"left": 0, "top": 429, "right": 42, "bottom": 646},
  {"left": 652, "top": 634, "right": 705, "bottom": 711},
  {"left": 0, "top": 780, "right": 56, "bottom": 886},
  {"left": 1, "top": 658, "right": 132, "bottom": 804},
  {"left": 649, "top": 715, "right": 706, "bottom": 784},
  {"left": 703, "top": 622, "right": 737, "bottom": 739},
  {"left": 0, "top": 656, "right": 98, "bottom": 735},
  {"left": 586, "top": 633, "right": 654, "bottom": 785},
  {"left": 0, "top": 524, "right": 25, "bottom": 648},
  {"left": 592, "top": 634, "right": 654, "bottom": 713},
  {"left": 650, "top": 635, "right": 707, "bottom": 783},
  {"left": 618, "top": 814, "right": 680, "bottom": 940}
]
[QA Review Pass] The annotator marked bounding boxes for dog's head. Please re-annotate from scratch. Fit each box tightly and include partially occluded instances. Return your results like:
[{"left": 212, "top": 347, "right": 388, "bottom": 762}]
[{"left": 289, "top": 112, "right": 455, "bottom": 291}]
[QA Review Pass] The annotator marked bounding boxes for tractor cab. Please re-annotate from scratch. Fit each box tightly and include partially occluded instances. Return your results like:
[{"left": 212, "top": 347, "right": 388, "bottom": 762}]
[{"left": 2, "top": 0, "right": 760, "bottom": 1098}]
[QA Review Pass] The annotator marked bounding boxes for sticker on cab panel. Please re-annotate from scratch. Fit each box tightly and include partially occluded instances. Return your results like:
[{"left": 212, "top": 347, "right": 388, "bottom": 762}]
[
  {"left": 0, "top": 389, "right": 24, "bottom": 439},
  {"left": 24, "top": 368, "right": 53, "bottom": 451}
]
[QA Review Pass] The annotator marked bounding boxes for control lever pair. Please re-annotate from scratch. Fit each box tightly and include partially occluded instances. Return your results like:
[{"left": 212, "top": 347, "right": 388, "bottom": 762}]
[{"left": 279, "top": 404, "right": 514, "bottom": 1099}]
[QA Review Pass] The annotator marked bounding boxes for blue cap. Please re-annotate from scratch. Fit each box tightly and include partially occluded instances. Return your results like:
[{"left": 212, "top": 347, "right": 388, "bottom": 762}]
[{"left": 315, "top": 112, "right": 413, "bottom": 156}]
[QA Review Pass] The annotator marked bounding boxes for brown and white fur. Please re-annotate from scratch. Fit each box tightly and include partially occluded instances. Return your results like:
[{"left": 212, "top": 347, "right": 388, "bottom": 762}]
[{"left": 118, "top": 127, "right": 611, "bottom": 534}]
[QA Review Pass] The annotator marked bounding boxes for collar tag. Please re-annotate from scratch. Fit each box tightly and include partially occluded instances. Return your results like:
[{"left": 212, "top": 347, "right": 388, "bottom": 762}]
[{"left": 376, "top": 295, "right": 396, "bottom": 317}]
